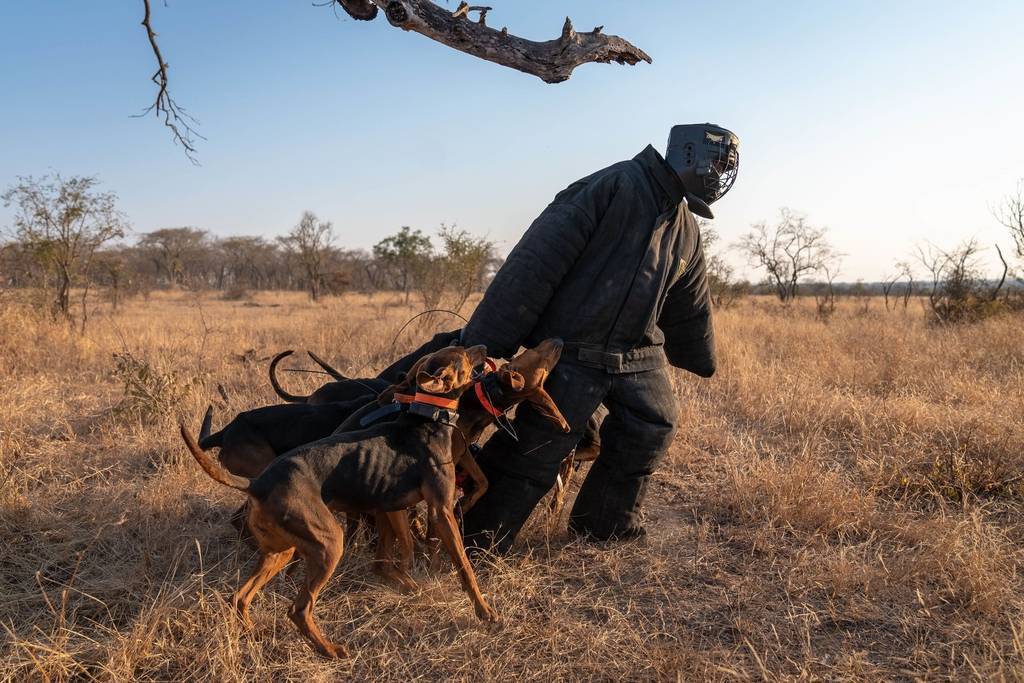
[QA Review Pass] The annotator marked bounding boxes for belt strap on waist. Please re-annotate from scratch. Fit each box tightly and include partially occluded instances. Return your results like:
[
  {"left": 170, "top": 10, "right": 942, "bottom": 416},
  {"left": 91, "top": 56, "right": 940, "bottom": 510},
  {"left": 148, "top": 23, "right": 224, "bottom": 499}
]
[{"left": 564, "top": 343, "right": 665, "bottom": 373}]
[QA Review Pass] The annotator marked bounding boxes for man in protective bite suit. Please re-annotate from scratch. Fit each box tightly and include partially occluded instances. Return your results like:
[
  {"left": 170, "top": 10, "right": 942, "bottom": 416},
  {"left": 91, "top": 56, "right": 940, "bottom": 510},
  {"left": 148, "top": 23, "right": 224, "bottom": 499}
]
[{"left": 460, "top": 123, "right": 740, "bottom": 553}]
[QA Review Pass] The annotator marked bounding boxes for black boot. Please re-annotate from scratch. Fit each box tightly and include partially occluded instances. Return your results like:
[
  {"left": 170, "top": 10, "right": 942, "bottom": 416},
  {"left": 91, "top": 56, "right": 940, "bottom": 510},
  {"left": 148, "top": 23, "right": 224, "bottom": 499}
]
[
  {"left": 568, "top": 465, "right": 651, "bottom": 541},
  {"left": 462, "top": 466, "right": 553, "bottom": 555}
]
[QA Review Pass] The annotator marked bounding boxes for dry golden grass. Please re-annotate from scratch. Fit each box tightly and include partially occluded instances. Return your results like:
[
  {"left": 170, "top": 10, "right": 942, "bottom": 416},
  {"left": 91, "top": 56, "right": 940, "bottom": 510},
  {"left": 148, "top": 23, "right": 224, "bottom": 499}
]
[{"left": 1, "top": 291, "right": 1023, "bottom": 681}]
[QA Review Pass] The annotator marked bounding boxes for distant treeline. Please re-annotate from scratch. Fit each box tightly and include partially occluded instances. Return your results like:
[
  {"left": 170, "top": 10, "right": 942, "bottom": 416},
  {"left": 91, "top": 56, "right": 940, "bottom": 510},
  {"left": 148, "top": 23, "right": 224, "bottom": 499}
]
[
  {"left": 3, "top": 173, "right": 1022, "bottom": 330},
  {"left": 1, "top": 172, "right": 503, "bottom": 328},
  {"left": 22, "top": 224, "right": 484, "bottom": 288}
]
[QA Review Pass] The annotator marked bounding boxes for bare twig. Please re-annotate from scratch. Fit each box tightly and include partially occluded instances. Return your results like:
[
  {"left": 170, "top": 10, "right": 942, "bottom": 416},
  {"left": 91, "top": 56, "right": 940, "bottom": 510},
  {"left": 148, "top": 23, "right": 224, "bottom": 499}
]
[
  {"left": 138, "top": 0, "right": 204, "bottom": 163},
  {"left": 452, "top": 2, "right": 491, "bottom": 25}
]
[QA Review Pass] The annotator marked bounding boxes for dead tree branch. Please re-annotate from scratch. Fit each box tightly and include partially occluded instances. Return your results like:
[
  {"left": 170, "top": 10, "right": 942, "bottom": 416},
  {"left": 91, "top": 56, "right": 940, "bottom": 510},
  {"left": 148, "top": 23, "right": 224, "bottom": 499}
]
[
  {"left": 346, "top": 0, "right": 650, "bottom": 83},
  {"left": 335, "top": 0, "right": 379, "bottom": 20},
  {"left": 138, "top": 0, "right": 204, "bottom": 163}
]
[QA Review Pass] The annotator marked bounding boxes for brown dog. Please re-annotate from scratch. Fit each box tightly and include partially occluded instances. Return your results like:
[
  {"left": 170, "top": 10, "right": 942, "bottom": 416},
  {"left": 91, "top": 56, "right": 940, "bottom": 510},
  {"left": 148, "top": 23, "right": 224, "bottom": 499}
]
[
  {"left": 384, "top": 338, "right": 568, "bottom": 508},
  {"left": 181, "top": 345, "right": 492, "bottom": 659},
  {"left": 191, "top": 340, "right": 569, "bottom": 590},
  {"left": 373, "top": 338, "right": 570, "bottom": 574}
]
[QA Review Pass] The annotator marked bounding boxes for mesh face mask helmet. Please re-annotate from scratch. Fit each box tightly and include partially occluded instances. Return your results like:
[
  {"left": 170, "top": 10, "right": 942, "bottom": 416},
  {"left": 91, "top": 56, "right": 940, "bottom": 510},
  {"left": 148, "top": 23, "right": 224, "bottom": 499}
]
[{"left": 664, "top": 123, "right": 739, "bottom": 219}]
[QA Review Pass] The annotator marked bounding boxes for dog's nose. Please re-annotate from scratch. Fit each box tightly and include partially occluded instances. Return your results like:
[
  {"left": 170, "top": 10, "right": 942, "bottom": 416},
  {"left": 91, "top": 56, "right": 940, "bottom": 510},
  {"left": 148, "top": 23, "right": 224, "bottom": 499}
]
[{"left": 544, "top": 335, "right": 569, "bottom": 352}]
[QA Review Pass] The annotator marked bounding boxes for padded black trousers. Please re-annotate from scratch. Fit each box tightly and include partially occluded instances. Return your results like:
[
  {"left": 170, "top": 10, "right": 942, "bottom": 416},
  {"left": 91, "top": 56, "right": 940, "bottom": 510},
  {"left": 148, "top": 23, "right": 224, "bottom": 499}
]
[{"left": 462, "top": 359, "right": 678, "bottom": 554}]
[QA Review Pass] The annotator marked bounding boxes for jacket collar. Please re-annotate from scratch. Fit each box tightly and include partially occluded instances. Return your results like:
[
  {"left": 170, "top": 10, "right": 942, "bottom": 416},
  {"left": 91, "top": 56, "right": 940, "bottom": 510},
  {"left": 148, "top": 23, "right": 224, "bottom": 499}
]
[{"left": 634, "top": 144, "right": 687, "bottom": 208}]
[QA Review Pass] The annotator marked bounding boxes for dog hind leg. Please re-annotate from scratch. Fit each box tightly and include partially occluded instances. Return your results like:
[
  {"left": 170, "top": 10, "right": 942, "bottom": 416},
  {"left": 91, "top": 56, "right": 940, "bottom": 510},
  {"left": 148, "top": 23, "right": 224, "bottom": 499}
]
[
  {"left": 232, "top": 547, "right": 295, "bottom": 627},
  {"left": 284, "top": 507, "right": 349, "bottom": 659}
]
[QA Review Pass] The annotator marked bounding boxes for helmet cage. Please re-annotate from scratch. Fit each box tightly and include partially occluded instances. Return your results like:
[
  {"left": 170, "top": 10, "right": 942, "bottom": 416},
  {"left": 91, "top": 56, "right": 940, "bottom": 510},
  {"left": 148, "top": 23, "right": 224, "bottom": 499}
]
[{"left": 699, "top": 131, "right": 739, "bottom": 203}]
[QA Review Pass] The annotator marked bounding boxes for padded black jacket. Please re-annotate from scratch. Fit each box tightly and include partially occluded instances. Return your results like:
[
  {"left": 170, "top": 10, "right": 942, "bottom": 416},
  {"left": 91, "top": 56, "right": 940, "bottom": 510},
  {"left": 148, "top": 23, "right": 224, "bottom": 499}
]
[{"left": 463, "top": 145, "right": 715, "bottom": 377}]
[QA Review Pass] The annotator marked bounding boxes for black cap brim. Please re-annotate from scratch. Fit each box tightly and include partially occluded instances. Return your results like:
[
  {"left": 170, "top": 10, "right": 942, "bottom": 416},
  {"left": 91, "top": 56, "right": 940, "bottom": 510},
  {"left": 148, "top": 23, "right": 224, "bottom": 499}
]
[{"left": 684, "top": 193, "right": 714, "bottom": 220}]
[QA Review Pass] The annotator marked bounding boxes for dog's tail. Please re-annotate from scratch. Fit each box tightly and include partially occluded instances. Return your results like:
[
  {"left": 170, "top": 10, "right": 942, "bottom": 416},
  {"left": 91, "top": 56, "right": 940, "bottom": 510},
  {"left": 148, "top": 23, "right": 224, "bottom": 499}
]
[
  {"left": 197, "top": 405, "right": 224, "bottom": 449},
  {"left": 268, "top": 350, "right": 309, "bottom": 403},
  {"left": 307, "top": 350, "right": 347, "bottom": 381},
  {"left": 179, "top": 423, "right": 250, "bottom": 492}
]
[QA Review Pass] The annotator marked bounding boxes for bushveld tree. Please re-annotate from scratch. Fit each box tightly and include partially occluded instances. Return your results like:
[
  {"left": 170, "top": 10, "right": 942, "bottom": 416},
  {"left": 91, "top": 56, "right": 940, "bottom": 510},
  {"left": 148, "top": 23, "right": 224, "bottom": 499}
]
[
  {"left": 0, "top": 241, "right": 47, "bottom": 290},
  {"left": 91, "top": 249, "right": 128, "bottom": 310},
  {"left": 2, "top": 174, "right": 126, "bottom": 320},
  {"left": 373, "top": 226, "right": 433, "bottom": 304},
  {"left": 136, "top": 0, "right": 651, "bottom": 158},
  {"left": 881, "top": 260, "right": 916, "bottom": 311},
  {"left": 218, "top": 236, "right": 283, "bottom": 292},
  {"left": 137, "top": 227, "right": 209, "bottom": 288},
  {"left": 736, "top": 208, "right": 840, "bottom": 302},
  {"left": 413, "top": 225, "right": 497, "bottom": 312},
  {"left": 699, "top": 221, "right": 744, "bottom": 308},
  {"left": 915, "top": 240, "right": 1007, "bottom": 324},
  {"left": 280, "top": 212, "right": 335, "bottom": 302},
  {"left": 993, "top": 178, "right": 1024, "bottom": 282},
  {"left": 813, "top": 264, "right": 840, "bottom": 319},
  {"left": 335, "top": 248, "right": 386, "bottom": 293}
]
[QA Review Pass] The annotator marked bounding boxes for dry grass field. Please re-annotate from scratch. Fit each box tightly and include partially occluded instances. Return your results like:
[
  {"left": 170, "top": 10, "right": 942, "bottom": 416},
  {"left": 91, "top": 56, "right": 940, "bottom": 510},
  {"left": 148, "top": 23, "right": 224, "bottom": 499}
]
[{"left": 1, "top": 290, "right": 1023, "bottom": 681}]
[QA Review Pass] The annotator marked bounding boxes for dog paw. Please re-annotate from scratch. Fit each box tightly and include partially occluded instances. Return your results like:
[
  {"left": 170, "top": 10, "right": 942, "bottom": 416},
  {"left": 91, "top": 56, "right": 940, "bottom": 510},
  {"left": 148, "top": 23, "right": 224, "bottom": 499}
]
[
  {"left": 325, "top": 642, "right": 351, "bottom": 659},
  {"left": 232, "top": 602, "right": 255, "bottom": 630},
  {"left": 475, "top": 605, "right": 499, "bottom": 623}
]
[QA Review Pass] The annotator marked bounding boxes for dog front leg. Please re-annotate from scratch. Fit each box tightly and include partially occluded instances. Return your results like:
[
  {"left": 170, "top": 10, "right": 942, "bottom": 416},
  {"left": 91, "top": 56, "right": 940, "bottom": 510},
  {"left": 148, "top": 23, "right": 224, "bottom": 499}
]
[
  {"left": 382, "top": 510, "right": 419, "bottom": 593},
  {"left": 458, "top": 454, "right": 490, "bottom": 513},
  {"left": 430, "top": 505, "right": 497, "bottom": 622}
]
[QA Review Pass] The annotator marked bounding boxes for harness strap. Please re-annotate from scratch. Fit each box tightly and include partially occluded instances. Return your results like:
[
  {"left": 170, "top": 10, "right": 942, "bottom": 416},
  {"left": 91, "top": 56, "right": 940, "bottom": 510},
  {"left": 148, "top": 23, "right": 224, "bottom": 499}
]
[{"left": 358, "top": 402, "right": 403, "bottom": 428}]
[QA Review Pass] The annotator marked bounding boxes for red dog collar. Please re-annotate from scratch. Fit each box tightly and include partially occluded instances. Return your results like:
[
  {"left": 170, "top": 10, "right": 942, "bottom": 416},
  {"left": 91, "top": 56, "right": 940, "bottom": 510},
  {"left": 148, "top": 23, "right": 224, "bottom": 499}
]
[{"left": 473, "top": 380, "right": 504, "bottom": 418}]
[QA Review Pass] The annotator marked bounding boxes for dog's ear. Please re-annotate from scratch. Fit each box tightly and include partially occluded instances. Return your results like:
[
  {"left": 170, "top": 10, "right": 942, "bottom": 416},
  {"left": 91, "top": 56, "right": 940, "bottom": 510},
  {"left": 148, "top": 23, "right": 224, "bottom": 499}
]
[
  {"left": 499, "top": 367, "right": 526, "bottom": 391},
  {"left": 380, "top": 359, "right": 422, "bottom": 403},
  {"left": 529, "top": 387, "right": 571, "bottom": 432},
  {"left": 464, "top": 344, "right": 488, "bottom": 366},
  {"left": 416, "top": 369, "right": 447, "bottom": 394}
]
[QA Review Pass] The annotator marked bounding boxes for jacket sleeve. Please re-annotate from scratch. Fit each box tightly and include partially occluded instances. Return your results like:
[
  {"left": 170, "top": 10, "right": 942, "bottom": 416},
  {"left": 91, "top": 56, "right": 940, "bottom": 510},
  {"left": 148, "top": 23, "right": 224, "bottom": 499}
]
[
  {"left": 461, "top": 181, "right": 609, "bottom": 358},
  {"left": 657, "top": 230, "right": 716, "bottom": 377}
]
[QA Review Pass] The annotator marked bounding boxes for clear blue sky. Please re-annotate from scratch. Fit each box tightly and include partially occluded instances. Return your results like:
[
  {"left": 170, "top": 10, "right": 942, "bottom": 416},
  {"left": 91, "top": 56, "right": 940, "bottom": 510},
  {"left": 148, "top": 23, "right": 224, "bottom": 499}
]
[{"left": 2, "top": 1, "right": 1022, "bottom": 280}]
